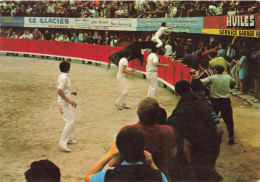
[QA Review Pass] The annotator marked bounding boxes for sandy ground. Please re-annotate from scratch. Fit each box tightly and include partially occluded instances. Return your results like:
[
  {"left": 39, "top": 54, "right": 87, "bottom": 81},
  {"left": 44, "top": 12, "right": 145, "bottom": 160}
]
[{"left": 0, "top": 55, "right": 260, "bottom": 182}]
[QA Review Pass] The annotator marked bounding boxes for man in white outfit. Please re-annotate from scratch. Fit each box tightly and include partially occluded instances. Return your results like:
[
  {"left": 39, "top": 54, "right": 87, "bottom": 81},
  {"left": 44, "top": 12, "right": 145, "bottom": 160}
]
[
  {"left": 115, "top": 50, "right": 135, "bottom": 110},
  {"left": 57, "top": 61, "right": 77, "bottom": 152},
  {"left": 146, "top": 47, "right": 170, "bottom": 97},
  {"left": 151, "top": 22, "right": 177, "bottom": 48}
]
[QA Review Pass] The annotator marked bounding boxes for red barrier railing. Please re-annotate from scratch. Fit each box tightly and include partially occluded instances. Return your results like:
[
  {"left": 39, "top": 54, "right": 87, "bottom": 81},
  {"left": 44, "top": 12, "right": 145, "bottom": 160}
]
[{"left": 0, "top": 37, "right": 193, "bottom": 87}]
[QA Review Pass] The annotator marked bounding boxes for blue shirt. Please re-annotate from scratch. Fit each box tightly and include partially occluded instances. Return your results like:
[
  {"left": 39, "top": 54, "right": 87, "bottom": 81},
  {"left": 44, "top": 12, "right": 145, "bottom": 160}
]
[{"left": 91, "top": 162, "right": 168, "bottom": 182}]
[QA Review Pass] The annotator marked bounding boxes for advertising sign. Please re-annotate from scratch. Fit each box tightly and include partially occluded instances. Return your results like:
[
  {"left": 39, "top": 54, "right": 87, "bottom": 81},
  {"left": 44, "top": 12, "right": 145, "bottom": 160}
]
[
  {"left": 202, "top": 29, "right": 260, "bottom": 38},
  {"left": 137, "top": 17, "right": 204, "bottom": 33},
  {"left": 24, "top": 17, "right": 137, "bottom": 31},
  {"left": 0, "top": 16, "right": 24, "bottom": 27},
  {"left": 204, "top": 14, "right": 259, "bottom": 30}
]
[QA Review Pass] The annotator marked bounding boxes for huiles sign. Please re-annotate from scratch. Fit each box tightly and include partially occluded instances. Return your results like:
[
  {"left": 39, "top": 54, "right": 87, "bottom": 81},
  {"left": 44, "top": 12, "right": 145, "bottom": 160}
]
[{"left": 227, "top": 15, "right": 255, "bottom": 28}]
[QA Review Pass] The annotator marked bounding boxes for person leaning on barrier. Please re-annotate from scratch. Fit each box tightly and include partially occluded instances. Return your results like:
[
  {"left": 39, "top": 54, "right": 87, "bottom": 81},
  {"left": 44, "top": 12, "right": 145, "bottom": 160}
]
[
  {"left": 85, "top": 127, "right": 168, "bottom": 182},
  {"left": 111, "top": 97, "right": 176, "bottom": 181},
  {"left": 168, "top": 80, "right": 220, "bottom": 181},
  {"left": 200, "top": 64, "right": 236, "bottom": 145},
  {"left": 25, "top": 159, "right": 61, "bottom": 182}
]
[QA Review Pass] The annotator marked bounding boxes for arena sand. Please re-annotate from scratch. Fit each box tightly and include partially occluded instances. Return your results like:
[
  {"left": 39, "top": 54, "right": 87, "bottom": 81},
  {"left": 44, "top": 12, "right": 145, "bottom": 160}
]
[{"left": 0, "top": 55, "right": 259, "bottom": 181}]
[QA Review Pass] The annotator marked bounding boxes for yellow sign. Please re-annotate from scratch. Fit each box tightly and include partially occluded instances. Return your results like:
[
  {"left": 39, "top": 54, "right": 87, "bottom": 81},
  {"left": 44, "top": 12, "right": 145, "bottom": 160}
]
[{"left": 202, "top": 29, "right": 260, "bottom": 38}]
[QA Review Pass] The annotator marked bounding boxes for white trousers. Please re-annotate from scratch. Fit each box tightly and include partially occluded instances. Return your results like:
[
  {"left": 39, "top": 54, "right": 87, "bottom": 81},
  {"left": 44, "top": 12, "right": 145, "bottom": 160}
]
[
  {"left": 115, "top": 77, "right": 129, "bottom": 106},
  {"left": 146, "top": 72, "right": 158, "bottom": 97},
  {"left": 151, "top": 36, "right": 163, "bottom": 48},
  {"left": 58, "top": 102, "right": 75, "bottom": 146}
]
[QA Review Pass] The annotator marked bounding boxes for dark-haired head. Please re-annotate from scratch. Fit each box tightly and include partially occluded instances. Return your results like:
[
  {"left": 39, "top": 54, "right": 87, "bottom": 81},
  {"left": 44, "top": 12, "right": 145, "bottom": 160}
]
[
  {"left": 199, "top": 59, "right": 209, "bottom": 69},
  {"left": 116, "top": 127, "right": 144, "bottom": 163},
  {"left": 208, "top": 50, "right": 217, "bottom": 58},
  {"left": 214, "top": 64, "right": 225, "bottom": 74},
  {"left": 158, "top": 107, "right": 167, "bottom": 125},
  {"left": 191, "top": 79, "right": 203, "bottom": 92},
  {"left": 59, "top": 61, "right": 70, "bottom": 73},
  {"left": 161, "top": 22, "right": 166, "bottom": 27},
  {"left": 175, "top": 80, "right": 191, "bottom": 97},
  {"left": 151, "top": 46, "right": 158, "bottom": 53},
  {"left": 137, "top": 97, "right": 159, "bottom": 126},
  {"left": 124, "top": 49, "right": 131, "bottom": 58},
  {"left": 25, "top": 159, "right": 61, "bottom": 182}
]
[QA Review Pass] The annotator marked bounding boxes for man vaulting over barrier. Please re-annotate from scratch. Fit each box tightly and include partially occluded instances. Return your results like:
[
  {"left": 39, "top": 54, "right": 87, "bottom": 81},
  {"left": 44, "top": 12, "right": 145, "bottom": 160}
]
[{"left": 151, "top": 22, "right": 177, "bottom": 48}]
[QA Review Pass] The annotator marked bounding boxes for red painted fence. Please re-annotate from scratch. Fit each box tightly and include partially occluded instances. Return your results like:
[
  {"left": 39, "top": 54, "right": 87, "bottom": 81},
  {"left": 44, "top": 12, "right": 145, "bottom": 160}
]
[{"left": 0, "top": 37, "right": 194, "bottom": 87}]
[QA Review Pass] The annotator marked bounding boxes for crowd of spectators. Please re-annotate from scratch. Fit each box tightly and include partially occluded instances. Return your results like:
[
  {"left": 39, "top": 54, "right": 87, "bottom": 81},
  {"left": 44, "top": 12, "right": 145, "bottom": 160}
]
[
  {"left": 1, "top": 26, "right": 259, "bottom": 101},
  {"left": 0, "top": 1, "right": 259, "bottom": 18}
]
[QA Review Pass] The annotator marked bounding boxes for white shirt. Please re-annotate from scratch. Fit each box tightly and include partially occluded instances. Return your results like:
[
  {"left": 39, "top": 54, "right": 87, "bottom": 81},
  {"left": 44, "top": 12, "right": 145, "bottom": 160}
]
[
  {"left": 20, "top": 33, "right": 29, "bottom": 39},
  {"left": 117, "top": 58, "right": 128, "bottom": 78},
  {"left": 146, "top": 53, "right": 159, "bottom": 72},
  {"left": 155, "top": 27, "right": 167, "bottom": 38},
  {"left": 110, "top": 39, "right": 118, "bottom": 47},
  {"left": 55, "top": 37, "right": 62, "bottom": 41},
  {"left": 78, "top": 33, "right": 84, "bottom": 42},
  {"left": 201, "top": 74, "right": 236, "bottom": 98},
  {"left": 57, "top": 72, "right": 71, "bottom": 102},
  {"left": 28, "top": 33, "right": 33, "bottom": 39},
  {"left": 165, "top": 45, "right": 172, "bottom": 55},
  {"left": 63, "top": 37, "right": 70, "bottom": 42}
]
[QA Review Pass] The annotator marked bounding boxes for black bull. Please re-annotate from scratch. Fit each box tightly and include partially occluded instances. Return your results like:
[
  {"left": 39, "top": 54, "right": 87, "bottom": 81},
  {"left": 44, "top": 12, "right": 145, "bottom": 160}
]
[{"left": 107, "top": 41, "right": 156, "bottom": 70}]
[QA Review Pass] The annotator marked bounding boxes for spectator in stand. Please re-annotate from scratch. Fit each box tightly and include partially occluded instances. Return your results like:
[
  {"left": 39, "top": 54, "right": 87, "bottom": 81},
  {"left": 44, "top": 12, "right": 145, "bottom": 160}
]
[
  {"left": 43, "top": 29, "right": 52, "bottom": 40},
  {"left": 168, "top": 2, "right": 177, "bottom": 17},
  {"left": 78, "top": 31, "right": 84, "bottom": 42},
  {"left": 25, "top": 4, "right": 33, "bottom": 16},
  {"left": 162, "top": 2, "right": 168, "bottom": 17},
  {"left": 110, "top": 97, "right": 176, "bottom": 181},
  {"left": 209, "top": 50, "right": 231, "bottom": 75},
  {"left": 107, "top": 35, "right": 118, "bottom": 47},
  {"left": 128, "top": 3, "right": 137, "bottom": 18},
  {"left": 25, "top": 159, "right": 61, "bottom": 182},
  {"left": 55, "top": 33, "right": 62, "bottom": 41},
  {"left": 116, "top": 6, "right": 124, "bottom": 18},
  {"left": 20, "top": 30, "right": 33, "bottom": 39},
  {"left": 174, "top": 38, "right": 185, "bottom": 60},
  {"left": 11, "top": 5, "right": 17, "bottom": 16},
  {"left": 168, "top": 80, "right": 220, "bottom": 181},
  {"left": 191, "top": 59, "right": 215, "bottom": 96},
  {"left": 71, "top": 32, "right": 79, "bottom": 42},
  {"left": 62, "top": 34, "right": 70, "bottom": 42},
  {"left": 33, "top": 28, "right": 42, "bottom": 40},
  {"left": 10, "top": 31, "right": 18, "bottom": 38},
  {"left": 164, "top": 40, "right": 173, "bottom": 56},
  {"left": 217, "top": 41, "right": 228, "bottom": 59},
  {"left": 83, "top": 33, "right": 94, "bottom": 44},
  {"left": 232, "top": 49, "right": 249, "bottom": 95},
  {"left": 201, "top": 65, "right": 236, "bottom": 145},
  {"left": 3, "top": 5, "right": 11, "bottom": 16},
  {"left": 178, "top": 47, "right": 197, "bottom": 69},
  {"left": 94, "top": 34, "right": 105, "bottom": 45},
  {"left": 85, "top": 127, "right": 168, "bottom": 182},
  {"left": 47, "top": 2, "right": 55, "bottom": 17}
]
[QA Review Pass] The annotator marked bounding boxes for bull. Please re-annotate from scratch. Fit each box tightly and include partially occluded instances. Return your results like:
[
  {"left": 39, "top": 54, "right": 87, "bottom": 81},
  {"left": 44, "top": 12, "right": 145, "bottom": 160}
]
[{"left": 107, "top": 40, "right": 156, "bottom": 70}]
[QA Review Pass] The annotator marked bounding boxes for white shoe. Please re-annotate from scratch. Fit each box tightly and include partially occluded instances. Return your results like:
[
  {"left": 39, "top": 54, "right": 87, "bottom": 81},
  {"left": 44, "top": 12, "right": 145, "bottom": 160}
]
[
  {"left": 114, "top": 103, "right": 123, "bottom": 110},
  {"left": 122, "top": 104, "right": 130, "bottom": 109},
  {"left": 59, "top": 145, "right": 71, "bottom": 152},
  {"left": 68, "top": 140, "right": 77, "bottom": 144}
]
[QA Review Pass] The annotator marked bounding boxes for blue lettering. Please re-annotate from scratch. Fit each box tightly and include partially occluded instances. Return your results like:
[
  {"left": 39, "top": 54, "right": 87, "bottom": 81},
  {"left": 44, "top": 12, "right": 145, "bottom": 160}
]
[
  {"left": 65, "top": 19, "right": 69, "bottom": 24},
  {"left": 53, "top": 19, "right": 56, "bottom": 24},
  {"left": 60, "top": 18, "right": 64, "bottom": 24},
  {"left": 40, "top": 18, "right": 44, "bottom": 23}
]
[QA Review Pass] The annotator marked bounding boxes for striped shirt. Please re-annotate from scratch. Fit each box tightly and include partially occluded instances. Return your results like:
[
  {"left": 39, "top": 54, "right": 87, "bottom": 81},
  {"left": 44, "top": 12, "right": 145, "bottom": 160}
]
[{"left": 193, "top": 69, "right": 215, "bottom": 79}]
